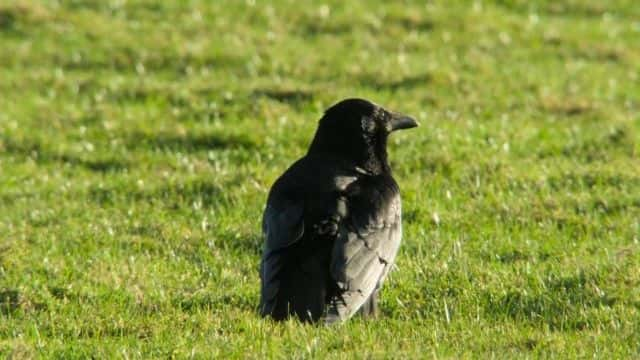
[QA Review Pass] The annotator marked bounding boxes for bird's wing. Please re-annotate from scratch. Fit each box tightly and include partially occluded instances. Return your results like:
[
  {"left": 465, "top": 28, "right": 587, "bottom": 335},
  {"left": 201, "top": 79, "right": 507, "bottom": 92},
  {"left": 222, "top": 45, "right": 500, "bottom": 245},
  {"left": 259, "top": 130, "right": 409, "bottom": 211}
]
[
  {"left": 327, "top": 177, "right": 402, "bottom": 323},
  {"left": 259, "top": 195, "right": 305, "bottom": 316}
]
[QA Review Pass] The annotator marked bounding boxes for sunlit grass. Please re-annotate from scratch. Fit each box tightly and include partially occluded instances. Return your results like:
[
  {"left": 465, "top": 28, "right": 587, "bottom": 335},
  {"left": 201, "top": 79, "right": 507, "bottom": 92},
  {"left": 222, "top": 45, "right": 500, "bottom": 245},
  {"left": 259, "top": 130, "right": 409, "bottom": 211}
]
[{"left": 1, "top": 0, "right": 639, "bottom": 357}]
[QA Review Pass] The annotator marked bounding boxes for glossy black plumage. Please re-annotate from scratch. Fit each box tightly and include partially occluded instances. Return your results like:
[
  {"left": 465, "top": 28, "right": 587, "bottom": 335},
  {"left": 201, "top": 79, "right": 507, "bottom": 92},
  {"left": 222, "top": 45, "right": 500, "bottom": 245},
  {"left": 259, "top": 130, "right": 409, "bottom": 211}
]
[{"left": 260, "top": 98, "right": 417, "bottom": 323}]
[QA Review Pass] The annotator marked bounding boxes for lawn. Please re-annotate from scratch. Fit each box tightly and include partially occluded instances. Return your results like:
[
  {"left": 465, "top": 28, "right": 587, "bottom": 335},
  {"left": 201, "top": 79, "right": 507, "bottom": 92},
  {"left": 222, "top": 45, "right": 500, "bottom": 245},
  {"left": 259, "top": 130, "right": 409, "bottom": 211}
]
[{"left": 1, "top": 0, "right": 639, "bottom": 358}]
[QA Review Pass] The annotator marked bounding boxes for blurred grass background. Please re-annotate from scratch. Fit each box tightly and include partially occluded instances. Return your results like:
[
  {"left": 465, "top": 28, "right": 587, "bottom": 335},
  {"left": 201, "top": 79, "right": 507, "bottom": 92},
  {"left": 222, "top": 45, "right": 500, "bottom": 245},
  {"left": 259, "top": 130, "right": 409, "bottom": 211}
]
[{"left": 1, "top": 0, "right": 639, "bottom": 357}]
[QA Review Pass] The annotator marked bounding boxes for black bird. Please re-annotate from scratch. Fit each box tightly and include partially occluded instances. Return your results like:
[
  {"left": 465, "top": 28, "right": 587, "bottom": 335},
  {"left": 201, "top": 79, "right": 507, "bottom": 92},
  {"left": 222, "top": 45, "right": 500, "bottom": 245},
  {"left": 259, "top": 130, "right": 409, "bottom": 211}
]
[{"left": 260, "top": 98, "right": 418, "bottom": 323}]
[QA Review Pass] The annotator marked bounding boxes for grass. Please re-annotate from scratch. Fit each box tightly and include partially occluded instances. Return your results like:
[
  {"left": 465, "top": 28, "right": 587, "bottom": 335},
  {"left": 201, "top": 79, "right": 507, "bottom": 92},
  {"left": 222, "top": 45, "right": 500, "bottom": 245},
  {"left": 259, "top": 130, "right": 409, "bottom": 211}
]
[{"left": 1, "top": 0, "right": 639, "bottom": 358}]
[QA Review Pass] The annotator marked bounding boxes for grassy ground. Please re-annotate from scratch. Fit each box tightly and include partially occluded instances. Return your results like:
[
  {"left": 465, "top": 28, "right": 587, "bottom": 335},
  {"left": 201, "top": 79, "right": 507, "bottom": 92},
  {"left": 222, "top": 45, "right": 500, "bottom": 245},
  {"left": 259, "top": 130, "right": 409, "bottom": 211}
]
[{"left": 1, "top": 0, "right": 639, "bottom": 358}]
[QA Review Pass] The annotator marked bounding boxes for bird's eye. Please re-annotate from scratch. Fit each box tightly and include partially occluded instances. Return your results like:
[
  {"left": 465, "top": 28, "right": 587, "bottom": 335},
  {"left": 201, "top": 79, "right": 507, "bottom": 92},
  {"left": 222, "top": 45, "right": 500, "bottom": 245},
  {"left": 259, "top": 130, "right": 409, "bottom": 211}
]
[{"left": 360, "top": 116, "right": 376, "bottom": 133}]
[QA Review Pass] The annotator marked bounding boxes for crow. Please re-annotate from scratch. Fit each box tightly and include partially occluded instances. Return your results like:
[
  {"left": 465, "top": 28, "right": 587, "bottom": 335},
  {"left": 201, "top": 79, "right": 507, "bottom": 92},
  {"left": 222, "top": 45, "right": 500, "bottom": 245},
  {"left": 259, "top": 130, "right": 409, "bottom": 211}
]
[{"left": 260, "top": 98, "right": 417, "bottom": 324}]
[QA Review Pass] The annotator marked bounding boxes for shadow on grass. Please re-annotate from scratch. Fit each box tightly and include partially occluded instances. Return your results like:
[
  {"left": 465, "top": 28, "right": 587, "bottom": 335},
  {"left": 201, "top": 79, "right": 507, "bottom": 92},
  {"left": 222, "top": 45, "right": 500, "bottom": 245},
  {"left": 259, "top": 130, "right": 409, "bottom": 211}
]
[
  {"left": 359, "top": 73, "right": 432, "bottom": 91},
  {"left": 483, "top": 272, "right": 617, "bottom": 330},
  {"left": 491, "top": 249, "right": 551, "bottom": 264},
  {"left": 536, "top": 126, "right": 635, "bottom": 162},
  {"left": 123, "top": 131, "right": 256, "bottom": 152},
  {"left": 252, "top": 88, "right": 315, "bottom": 109},
  {"left": 174, "top": 292, "right": 257, "bottom": 314},
  {"left": 390, "top": 14, "right": 435, "bottom": 32},
  {"left": 61, "top": 49, "right": 243, "bottom": 74},
  {"left": 298, "top": 20, "right": 353, "bottom": 36},
  {"left": 0, "top": 289, "right": 19, "bottom": 315},
  {"left": 1, "top": 137, "right": 129, "bottom": 172},
  {"left": 297, "top": 12, "right": 433, "bottom": 36},
  {"left": 60, "top": 156, "right": 128, "bottom": 172},
  {"left": 0, "top": 3, "right": 48, "bottom": 34},
  {"left": 497, "top": 1, "right": 609, "bottom": 18},
  {"left": 89, "top": 179, "right": 225, "bottom": 208},
  {"left": 0, "top": 7, "right": 18, "bottom": 31},
  {"left": 505, "top": 172, "right": 640, "bottom": 192},
  {"left": 0, "top": 289, "right": 47, "bottom": 315}
]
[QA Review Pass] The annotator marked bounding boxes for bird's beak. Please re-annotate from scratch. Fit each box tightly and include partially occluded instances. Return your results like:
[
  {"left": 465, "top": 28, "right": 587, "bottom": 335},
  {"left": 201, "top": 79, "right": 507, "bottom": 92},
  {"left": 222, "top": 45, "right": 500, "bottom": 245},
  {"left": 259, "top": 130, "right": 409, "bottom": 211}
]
[{"left": 390, "top": 112, "right": 419, "bottom": 131}]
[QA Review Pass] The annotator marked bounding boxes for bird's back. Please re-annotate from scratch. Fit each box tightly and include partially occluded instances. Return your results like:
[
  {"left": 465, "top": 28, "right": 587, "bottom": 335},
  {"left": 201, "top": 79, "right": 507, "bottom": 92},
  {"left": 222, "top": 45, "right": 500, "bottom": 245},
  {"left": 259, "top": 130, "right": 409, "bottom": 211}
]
[
  {"left": 260, "top": 155, "right": 403, "bottom": 322},
  {"left": 260, "top": 156, "right": 342, "bottom": 321}
]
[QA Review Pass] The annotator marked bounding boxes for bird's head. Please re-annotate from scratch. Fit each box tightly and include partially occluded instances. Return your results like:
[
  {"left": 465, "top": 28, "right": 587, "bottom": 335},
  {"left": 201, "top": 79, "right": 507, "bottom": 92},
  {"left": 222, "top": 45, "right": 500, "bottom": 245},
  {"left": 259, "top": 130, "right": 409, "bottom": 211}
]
[{"left": 308, "top": 98, "right": 418, "bottom": 174}]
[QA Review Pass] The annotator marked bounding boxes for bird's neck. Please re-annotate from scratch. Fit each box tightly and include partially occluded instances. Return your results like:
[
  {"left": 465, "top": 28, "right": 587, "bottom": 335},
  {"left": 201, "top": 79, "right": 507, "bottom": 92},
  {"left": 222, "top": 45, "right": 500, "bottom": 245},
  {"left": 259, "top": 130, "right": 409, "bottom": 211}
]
[
  {"left": 361, "top": 139, "right": 391, "bottom": 175},
  {"left": 308, "top": 136, "right": 390, "bottom": 175}
]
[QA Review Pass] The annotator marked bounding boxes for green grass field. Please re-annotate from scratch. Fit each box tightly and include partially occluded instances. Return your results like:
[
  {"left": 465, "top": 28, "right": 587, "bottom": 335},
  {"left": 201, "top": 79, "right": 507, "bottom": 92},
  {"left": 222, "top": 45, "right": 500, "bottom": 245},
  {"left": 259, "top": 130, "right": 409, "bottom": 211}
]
[{"left": 1, "top": 0, "right": 639, "bottom": 358}]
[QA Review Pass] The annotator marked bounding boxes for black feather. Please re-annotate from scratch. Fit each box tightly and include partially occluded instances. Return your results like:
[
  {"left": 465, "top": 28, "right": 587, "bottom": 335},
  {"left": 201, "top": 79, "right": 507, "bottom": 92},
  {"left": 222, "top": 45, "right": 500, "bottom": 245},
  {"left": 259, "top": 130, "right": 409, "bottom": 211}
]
[{"left": 259, "top": 98, "right": 417, "bottom": 323}]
